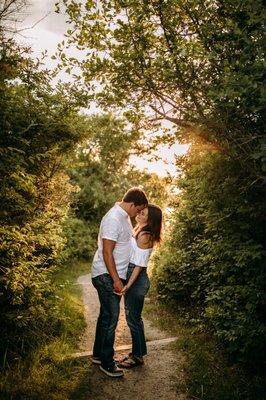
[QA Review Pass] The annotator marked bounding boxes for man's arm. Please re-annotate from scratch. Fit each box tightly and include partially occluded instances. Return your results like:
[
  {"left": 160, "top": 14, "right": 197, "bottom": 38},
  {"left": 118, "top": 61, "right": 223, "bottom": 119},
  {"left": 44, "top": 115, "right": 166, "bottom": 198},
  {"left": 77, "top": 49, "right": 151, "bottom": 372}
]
[{"left": 102, "top": 239, "right": 124, "bottom": 293}]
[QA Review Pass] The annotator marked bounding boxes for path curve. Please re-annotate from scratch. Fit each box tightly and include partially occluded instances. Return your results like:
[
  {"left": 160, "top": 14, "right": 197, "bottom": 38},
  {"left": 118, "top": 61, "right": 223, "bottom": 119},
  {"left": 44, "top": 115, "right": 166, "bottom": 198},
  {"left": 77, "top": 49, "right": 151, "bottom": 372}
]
[{"left": 75, "top": 274, "right": 188, "bottom": 400}]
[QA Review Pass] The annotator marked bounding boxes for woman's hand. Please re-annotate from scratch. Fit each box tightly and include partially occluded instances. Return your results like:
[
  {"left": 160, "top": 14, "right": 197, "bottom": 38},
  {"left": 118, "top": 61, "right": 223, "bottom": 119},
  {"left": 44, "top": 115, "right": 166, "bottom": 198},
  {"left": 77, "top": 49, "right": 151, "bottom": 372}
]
[
  {"left": 116, "top": 285, "right": 129, "bottom": 296},
  {"left": 120, "top": 284, "right": 130, "bottom": 295},
  {"left": 113, "top": 284, "right": 129, "bottom": 296}
]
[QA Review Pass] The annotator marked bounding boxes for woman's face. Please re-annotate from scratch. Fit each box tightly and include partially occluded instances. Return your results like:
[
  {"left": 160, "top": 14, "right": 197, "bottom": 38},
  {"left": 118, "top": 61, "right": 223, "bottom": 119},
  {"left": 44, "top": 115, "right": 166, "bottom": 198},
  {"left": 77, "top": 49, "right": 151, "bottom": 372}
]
[{"left": 135, "top": 207, "right": 149, "bottom": 225}]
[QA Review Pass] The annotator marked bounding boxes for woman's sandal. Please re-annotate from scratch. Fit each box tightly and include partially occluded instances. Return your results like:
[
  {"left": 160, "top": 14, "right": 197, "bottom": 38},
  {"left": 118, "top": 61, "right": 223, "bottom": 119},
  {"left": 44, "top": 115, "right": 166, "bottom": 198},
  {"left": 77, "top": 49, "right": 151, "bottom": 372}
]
[{"left": 117, "top": 354, "right": 144, "bottom": 369}]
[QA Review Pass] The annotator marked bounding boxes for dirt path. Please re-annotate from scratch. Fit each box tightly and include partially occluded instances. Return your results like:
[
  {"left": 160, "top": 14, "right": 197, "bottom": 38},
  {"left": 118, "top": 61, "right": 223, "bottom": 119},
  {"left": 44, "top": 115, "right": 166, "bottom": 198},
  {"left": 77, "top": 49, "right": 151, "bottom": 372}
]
[{"left": 75, "top": 274, "right": 188, "bottom": 400}]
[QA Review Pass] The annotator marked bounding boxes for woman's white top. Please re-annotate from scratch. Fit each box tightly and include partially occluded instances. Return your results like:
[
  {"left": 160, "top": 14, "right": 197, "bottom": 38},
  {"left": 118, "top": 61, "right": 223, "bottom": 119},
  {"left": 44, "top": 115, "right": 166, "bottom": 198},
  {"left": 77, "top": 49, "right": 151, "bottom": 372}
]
[{"left": 129, "top": 236, "right": 153, "bottom": 268}]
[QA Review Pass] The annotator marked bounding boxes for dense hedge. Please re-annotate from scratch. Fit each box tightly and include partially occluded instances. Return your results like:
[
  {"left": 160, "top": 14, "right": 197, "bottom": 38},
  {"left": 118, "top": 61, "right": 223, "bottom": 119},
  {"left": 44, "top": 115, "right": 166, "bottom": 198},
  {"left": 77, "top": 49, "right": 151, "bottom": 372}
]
[
  {"left": 153, "top": 150, "right": 266, "bottom": 367},
  {"left": 0, "top": 35, "right": 87, "bottom": 361}
]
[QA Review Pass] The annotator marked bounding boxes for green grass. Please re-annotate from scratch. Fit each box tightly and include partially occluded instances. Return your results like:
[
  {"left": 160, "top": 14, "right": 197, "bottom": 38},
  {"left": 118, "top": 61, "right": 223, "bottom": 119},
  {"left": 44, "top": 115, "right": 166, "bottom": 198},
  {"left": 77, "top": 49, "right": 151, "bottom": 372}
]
[
  {"left": 53, "top": 259, "right": 91, "bottom": 286},
  {"left": 143, "top": 294, "right": 266, "bottom": 400},
  {"left": 0, "top": 260, "right": 93, "bottom": 400},
  {"left": 51, "top": 259, "right": 92, "bottom": 349}
]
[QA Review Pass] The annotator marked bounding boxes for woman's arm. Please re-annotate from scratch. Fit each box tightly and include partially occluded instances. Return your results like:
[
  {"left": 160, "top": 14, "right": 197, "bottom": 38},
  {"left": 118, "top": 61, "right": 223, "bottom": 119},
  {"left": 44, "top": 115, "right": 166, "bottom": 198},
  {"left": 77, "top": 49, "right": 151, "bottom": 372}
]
[
  {"left": 122, "top": 266, "right": 143, "bottom": 293},
  {"left": 114, "top": 265, "right": 143, "bottom": 295}
]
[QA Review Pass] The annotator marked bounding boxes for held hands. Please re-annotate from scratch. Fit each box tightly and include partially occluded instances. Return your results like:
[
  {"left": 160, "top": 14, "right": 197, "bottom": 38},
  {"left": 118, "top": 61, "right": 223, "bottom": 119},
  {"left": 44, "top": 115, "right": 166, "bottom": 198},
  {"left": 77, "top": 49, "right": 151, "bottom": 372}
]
[
  {"left": 113, "top": 279, "right": 129, "bottom": 296},
  {"left": 120, "top": 284, "right": 129, "bottom": 295},
  {"left": 113, "top": 278, "right": 124, "bottom": 294}
]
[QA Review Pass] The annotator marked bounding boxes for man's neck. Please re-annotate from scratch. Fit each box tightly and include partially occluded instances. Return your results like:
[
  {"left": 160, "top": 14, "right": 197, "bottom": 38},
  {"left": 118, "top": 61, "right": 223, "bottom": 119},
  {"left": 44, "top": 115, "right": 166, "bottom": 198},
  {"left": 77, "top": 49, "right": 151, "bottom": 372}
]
[{"left": 117, "top": 201, "right": 130, "bottom": 215}]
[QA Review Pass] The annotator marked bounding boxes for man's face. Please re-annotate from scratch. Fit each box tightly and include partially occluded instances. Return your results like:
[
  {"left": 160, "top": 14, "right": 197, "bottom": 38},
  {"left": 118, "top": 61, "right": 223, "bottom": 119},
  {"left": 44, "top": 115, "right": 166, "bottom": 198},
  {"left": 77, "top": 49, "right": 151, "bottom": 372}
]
[{"left": 128, "top": 203, "right": 146, "bottom": 218}]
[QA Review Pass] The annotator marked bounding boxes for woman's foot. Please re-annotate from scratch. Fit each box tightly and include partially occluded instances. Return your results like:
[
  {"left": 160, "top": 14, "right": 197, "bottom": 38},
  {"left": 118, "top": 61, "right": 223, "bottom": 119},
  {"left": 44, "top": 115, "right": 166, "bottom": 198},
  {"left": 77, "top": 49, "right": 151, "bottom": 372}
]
[{"left": 117, "top": 353, "right": 144, "bottom": 369}]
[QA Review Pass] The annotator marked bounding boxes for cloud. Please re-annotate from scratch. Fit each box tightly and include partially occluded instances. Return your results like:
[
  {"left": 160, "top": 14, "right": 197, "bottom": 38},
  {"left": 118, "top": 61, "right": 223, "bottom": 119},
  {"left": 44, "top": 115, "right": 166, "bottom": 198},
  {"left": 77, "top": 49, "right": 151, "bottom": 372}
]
[{"left": 21, "top": 0, "right": 68, "bottom": 36}]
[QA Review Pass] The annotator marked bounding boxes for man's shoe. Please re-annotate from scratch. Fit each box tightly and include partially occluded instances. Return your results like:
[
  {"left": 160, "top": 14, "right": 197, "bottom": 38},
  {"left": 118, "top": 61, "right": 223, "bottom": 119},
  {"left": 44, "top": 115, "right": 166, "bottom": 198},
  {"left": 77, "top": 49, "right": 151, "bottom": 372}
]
[
  {"left": 99, "top": 364, "right": 124, "bottom": 378},
  {"left": 92, "top": 356, "right": 101, "bottom": 365}
]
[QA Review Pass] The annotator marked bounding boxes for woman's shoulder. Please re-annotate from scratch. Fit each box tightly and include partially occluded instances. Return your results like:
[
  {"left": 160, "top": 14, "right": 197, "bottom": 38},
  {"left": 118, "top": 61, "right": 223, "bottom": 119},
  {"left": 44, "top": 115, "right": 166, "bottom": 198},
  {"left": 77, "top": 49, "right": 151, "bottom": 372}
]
[{"left": 136, "top": 231, "right": 153, "bottom": 249}]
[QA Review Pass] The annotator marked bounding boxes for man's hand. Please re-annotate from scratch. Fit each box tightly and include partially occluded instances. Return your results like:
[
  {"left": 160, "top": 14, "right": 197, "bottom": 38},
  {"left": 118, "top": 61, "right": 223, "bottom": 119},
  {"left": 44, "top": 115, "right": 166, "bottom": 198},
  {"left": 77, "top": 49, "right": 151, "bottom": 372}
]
[{"left": 113, "top": 278, "right": 124, "bottom": 294}]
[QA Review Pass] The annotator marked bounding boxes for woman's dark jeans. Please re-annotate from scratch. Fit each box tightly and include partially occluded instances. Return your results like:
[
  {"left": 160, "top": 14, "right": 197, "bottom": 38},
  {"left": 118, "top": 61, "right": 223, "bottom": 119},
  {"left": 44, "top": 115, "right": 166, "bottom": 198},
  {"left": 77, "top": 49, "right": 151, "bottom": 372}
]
[
  {"left": 92, "top": 273, "right": 124, "bottom": 369},
  {"left": 125, "top": 263, "right": 150, "bottom": 358}
]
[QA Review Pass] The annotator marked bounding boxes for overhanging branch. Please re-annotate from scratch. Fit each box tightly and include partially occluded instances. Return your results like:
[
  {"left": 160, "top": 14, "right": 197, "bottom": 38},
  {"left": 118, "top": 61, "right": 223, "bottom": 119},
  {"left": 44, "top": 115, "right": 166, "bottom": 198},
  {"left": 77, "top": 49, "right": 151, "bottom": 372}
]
[{"left": 149, "top": 104, "right": 192, "bottom": 128}]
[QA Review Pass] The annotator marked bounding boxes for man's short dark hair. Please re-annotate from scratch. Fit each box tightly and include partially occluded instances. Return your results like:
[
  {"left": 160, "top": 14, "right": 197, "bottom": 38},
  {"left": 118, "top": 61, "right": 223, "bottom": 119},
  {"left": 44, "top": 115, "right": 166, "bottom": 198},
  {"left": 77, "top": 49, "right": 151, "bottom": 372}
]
[{"left": 123, "top": 187, "right": 148, "bottom": 206}]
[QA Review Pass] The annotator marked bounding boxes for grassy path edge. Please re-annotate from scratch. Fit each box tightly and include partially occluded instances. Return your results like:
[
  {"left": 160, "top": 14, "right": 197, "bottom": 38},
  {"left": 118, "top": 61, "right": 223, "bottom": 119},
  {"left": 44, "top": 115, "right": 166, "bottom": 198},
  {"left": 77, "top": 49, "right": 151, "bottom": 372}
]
[{"left": 143, "top": 292, "right": 265, "bottom": 400}]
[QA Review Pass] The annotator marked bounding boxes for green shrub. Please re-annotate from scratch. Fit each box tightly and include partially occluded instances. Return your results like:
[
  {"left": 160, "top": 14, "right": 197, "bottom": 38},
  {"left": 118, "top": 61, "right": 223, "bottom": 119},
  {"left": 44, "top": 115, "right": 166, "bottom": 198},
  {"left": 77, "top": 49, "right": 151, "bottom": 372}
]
[
  {"left": 153, "top": 153, "right": 266, "bottom": 367},
  {"left": 0, "top": 265, "right": 63, "bottom": 362},
  {"left": 61, "top": 217, "right": 98, "bottom": 261},
  {"left": 0, "top": 34, "right": 86, "bottom": 361}
]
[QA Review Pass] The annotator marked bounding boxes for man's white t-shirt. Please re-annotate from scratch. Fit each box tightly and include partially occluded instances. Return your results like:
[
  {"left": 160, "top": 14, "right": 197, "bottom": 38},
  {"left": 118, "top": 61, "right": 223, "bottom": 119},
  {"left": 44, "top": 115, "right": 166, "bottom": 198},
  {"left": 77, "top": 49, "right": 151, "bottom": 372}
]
[{"left": 91, "top": 203, "right": 133, "bottom": 280}]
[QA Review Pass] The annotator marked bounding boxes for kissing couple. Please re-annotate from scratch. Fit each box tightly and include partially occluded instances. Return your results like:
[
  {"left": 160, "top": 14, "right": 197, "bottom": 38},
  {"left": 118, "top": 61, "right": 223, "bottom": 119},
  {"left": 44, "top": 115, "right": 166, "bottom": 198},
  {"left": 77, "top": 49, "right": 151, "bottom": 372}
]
[{"left": 91, "top": 187, "right": 162, "bottom": 377}]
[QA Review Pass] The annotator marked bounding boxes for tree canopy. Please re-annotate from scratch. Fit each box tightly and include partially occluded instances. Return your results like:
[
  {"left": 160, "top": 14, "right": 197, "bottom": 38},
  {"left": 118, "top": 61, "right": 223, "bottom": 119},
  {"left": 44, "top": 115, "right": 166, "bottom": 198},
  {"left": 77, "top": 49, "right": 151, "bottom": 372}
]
[{"left": 61, "top": 1, "right": 265, "bottom": 157}]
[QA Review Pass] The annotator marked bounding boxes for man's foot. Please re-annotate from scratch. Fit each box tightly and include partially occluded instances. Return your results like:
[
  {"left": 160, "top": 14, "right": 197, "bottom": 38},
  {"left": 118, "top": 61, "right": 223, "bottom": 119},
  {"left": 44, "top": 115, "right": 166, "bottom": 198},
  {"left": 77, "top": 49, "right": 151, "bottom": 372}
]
[
  {"left": 92, "top": 356, "right": 101, "bottom": 365},
  {"left": 99, "top": 364, "right": 124, "bottom": 378}
]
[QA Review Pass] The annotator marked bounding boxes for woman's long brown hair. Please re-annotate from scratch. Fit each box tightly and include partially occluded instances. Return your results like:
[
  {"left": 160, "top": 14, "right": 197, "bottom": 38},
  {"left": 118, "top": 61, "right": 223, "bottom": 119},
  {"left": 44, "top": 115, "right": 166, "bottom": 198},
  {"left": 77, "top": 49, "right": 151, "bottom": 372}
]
[{"left": 139, "top": 204, "right": 162, "bottom": 243}]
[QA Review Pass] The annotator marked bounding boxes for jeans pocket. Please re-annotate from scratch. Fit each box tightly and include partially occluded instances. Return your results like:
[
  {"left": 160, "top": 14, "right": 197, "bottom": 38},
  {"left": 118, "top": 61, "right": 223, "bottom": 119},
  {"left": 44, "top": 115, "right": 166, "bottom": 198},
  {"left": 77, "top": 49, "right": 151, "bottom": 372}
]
[
  {"left": 99, "top": 273, "right": 114, "bottom": 291},
  {"left": 92, "top": 273, "right": 113, "bottom": 291}
]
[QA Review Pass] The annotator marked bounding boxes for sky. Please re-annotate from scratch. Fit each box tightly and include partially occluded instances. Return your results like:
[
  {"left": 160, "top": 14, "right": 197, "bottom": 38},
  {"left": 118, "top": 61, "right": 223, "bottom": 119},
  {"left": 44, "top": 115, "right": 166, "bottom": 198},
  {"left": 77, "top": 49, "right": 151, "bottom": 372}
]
[{"left": 15, "top": 0, "right": 189, "bottom": 177}]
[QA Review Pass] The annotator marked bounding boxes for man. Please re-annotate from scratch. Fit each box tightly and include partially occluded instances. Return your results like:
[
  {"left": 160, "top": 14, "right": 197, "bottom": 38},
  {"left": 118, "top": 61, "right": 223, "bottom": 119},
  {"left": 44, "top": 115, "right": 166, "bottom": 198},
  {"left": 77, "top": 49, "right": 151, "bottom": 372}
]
[{"left": 91, "top": 187, "right": 148, "bottom": 378}]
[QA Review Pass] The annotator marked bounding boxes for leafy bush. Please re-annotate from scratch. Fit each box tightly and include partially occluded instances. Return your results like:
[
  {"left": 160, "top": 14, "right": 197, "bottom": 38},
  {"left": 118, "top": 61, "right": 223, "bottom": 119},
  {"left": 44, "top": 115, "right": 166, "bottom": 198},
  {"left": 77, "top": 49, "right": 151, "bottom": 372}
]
[
  {"left": 0, "top": 265, "right": 63, "bottom": 361},
  {"left": 154, "top": 152, "right": 266, "bottom": 367},
  {"left": 60, "top": 217, "right": 98, "bottom": 261},
  {"left": 0, "top": 34, "right": 86, "bottom": 361}
]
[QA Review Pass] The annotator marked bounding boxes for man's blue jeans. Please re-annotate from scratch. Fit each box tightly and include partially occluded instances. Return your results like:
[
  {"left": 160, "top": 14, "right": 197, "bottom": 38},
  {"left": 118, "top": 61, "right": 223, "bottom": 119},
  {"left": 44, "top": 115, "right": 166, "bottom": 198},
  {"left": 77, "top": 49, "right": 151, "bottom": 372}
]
[
  {"left": 92, "top": 273, "right": 124, "bottom": 369},
  {"left": 125, "top": 263, "right": 150, "bottom": 358}
]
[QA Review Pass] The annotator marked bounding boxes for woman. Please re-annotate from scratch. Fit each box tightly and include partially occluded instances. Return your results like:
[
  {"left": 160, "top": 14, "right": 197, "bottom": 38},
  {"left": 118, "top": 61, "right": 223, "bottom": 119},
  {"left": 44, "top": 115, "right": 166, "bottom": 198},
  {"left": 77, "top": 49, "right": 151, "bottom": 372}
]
[{"left": 118, "top": 204, "right": 162, "bottom": 368}]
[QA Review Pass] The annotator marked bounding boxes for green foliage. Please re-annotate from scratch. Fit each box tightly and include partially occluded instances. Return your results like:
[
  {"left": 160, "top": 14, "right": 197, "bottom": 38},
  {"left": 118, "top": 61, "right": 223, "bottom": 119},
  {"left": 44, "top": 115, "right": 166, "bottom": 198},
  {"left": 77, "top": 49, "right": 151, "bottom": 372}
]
[
  {"left": 0, "top": 33, "right": 87, "bottom": 360},
  {"left": 0, "top": 350, "right": 90, "bottom": 400},
  {"left": 0, "top": 261, "right": 89, "bottom": 400},
  {"left": 1, "top": 265, "right": 63, "bottom": 359},
  {"left": 153, "top": 151, "right": 266, "bottom": 366},
  {"left": 144, "top": 296, "right": 266, "bottom": 400},
  {"left": 61, "top": 216, "right": 98, "bottom": 260},
  {"left": 178, "top": 335, "right": 266, "bottom": 400},
  {"left": 69, "top": 113, "right": 139, "bottom": 222},
  {"left": 62, "top": 1, "right": 265, "bottom": 156}
]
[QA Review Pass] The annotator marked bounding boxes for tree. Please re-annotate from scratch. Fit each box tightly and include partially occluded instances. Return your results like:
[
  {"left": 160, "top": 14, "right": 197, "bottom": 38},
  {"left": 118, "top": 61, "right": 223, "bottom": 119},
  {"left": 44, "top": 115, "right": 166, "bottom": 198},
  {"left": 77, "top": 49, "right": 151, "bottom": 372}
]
[
  {"left": 0, "top": 0, "right": 28, "bottom": 33},
  {"left": 60, "top": 0, "right": 265, "bottom": 168}
]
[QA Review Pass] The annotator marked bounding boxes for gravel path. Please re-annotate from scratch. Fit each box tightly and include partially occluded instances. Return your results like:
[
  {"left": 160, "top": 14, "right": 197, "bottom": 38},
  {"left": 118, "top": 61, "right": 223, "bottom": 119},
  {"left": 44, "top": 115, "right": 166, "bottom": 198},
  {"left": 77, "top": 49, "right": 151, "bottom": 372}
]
[{"left": 75, "top": 274, "right": 188, "bottom": 400}]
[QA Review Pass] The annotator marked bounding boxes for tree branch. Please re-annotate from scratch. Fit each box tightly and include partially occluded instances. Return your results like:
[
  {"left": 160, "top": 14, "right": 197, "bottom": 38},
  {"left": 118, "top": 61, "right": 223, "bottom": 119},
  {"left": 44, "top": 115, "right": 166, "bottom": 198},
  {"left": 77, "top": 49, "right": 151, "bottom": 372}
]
[
  {"left": 156, "top": 2, "right": 205, "bottom": 118},
  {"left": 149, "top": 104, "right": 192, "bottom": 128}
]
